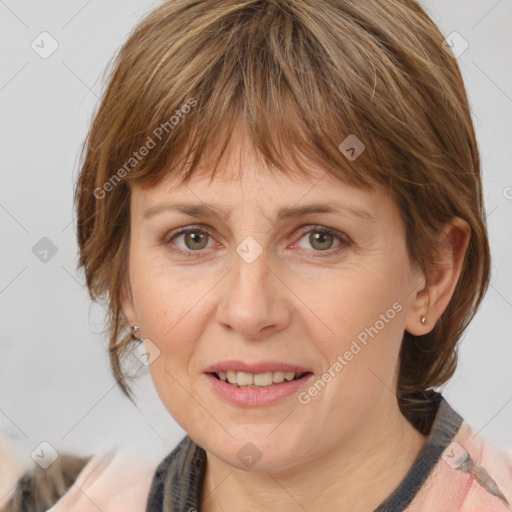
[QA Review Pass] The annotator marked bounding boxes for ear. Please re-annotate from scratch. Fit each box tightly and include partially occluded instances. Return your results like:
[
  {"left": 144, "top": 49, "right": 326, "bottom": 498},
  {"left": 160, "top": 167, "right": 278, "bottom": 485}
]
[
  {"left": 405, "top": 217, "right": 471, "bottom": 336},
  {"left": 120, "top": 278, "right": 138, "bottom": 327}
]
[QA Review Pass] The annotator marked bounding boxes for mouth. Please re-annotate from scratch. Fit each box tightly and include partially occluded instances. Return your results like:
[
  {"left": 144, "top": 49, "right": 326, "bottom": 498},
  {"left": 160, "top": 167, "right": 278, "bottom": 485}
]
[{"left": 208, "top": 370, "right": 313, "bottom": 388}]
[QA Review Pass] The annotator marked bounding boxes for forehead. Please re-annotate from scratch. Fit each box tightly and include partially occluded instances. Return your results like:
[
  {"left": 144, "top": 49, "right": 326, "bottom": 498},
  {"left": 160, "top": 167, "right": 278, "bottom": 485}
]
[
  {"left": 129, "top": 125, "right": 392, "bottom": 226},
  {"left": 135, "top": 133, "right": 370, "bottom": 195},
  {"left": 132, "top": 168, "right": 393, "bottom": 233}
]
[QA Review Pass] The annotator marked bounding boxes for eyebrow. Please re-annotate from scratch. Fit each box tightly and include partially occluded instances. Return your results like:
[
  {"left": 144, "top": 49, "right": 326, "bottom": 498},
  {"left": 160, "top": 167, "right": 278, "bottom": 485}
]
[{"left": 143, "top": 201, "right": 375, "bottom": 223}]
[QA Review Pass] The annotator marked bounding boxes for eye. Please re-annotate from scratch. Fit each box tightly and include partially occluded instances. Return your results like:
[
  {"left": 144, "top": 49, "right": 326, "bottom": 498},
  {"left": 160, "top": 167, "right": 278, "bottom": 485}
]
[
  {"left": 164, "top": 226, "right": 215, "bottom": 257},
  {"left": 163, "top": 224, "right": 350, "bottom": 258},
  {"left": 294, "top": 226, "right": 350, "bottom": 256}
]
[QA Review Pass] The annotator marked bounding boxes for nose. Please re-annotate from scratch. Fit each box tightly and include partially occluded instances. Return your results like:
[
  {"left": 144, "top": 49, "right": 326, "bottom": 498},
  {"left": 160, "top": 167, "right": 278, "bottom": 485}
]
[{"left": 216, "top": 250, "right": 291, "bottom": 339}]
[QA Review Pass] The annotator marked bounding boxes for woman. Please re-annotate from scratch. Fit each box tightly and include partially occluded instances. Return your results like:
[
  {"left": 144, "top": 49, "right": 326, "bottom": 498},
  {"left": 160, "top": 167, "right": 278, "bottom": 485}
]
[{"left": 11, "top": 0, "right": 512, "bottom": 510}]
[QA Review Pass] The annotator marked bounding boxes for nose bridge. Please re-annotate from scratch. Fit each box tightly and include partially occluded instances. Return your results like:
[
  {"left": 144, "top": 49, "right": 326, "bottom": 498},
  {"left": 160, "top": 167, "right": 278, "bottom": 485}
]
[
  {"left": 217, "top": 238, "right": 289, "bottom": 336},
  {"left": 230, "top": 240, "right": 272, "bottom": 310}
]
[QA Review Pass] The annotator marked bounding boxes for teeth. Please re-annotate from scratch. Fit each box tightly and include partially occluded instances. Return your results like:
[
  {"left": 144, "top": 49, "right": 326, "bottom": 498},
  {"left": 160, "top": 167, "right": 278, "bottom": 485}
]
[
  {"left": 237, "top": 371, "right": 254, "bottom": 386},
  {"left": 253, "top": 372, "right": 272, "bottom": 386},
  {"left": 273, "top": 371, "right": 285, "bottom": 383},
  {"left": 215, "top": 370, "right": 305, "bottom": 387}
]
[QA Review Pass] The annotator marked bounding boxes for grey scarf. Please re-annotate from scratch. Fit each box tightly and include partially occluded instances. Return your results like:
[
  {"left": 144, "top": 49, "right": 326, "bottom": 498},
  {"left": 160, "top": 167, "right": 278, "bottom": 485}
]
[{"left": 145, "top": 391, "right": 463, "bottom": 512}]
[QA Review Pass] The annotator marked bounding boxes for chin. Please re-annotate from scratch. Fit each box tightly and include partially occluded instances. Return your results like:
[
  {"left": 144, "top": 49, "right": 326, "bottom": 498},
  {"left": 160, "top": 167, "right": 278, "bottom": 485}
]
[{"left": 198, "top": 430, "right": 307, "bottom": 472}]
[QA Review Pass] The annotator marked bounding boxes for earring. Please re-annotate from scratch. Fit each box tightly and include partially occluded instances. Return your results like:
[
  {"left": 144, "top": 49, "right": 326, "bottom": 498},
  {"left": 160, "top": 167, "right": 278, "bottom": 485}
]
[
  {"left": 130, "top": 325, "right": 143, "bottom": 342},
  {"left": 420, "top": 315, "right": 427, "bottom": 325}
]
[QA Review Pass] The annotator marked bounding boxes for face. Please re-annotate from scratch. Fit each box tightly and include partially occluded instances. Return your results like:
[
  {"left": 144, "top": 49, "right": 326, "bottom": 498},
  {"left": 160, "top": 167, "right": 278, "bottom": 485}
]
[{"left": 122, "top": 131, "right": 426, "bottom": 472}]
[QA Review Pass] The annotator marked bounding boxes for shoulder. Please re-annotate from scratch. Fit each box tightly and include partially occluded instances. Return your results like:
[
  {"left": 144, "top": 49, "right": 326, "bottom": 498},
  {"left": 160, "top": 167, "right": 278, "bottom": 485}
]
[
  {"left": 410, "top": 421, "right": 512, "bottom": 511},
  {"left": 47, "top": 447, "right": 159, "bottom": 512}
]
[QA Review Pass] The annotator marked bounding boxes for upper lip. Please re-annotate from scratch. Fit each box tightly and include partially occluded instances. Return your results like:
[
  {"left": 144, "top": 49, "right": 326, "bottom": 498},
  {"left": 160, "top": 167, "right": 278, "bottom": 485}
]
[{"left": 204, "top": 360, "right": 313, "bottom": 374}]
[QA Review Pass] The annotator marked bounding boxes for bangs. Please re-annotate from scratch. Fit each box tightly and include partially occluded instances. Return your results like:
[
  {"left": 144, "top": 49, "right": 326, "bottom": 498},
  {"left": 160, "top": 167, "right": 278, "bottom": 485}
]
[
  {"left": 98, "top": 0, "right": 405, "bottom": 195},
  {"left": 130, "top": 97, "right": 379, "bottom": 192}
]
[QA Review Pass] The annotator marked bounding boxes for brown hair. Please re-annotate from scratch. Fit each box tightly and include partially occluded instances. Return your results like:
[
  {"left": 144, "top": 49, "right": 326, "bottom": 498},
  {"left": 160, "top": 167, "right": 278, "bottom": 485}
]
[
  {"left": 74, "top": 0, "right": 490, "bottom": 423},
  {"left": 2, "top": 454, "right": 91, "bottom": 512}
]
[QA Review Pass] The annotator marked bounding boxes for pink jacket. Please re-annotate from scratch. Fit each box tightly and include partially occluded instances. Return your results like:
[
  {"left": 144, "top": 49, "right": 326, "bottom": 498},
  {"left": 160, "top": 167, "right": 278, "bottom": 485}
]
[
  {"left": 46, "top": 448, "right": 157, "bottom": 512},
  {"left": 404, "top": 422, "right": 512, "bottom": 511},
  {"left": 8, "top": 395, "right": 511, "bottom": 511}
]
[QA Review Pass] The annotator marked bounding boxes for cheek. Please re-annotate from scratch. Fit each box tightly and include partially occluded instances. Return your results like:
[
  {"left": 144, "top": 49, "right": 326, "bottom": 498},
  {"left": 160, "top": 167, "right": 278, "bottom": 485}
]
[
  {"left": 128, "top": 262, "right": 209, "bottom": 401},
  {"left": 132, "top": 263, "right": 210, "bottom": 428},
  {"left": 314, "top": 263, "right": 405, "bottom": 337},
  {"left": 147, "top": 360, "right": 208, "bottom": 434},
  {"left": 307, "top": 267, "right": 406, "bottom": 392},
  {"left": 131, "top": 248, "right": 207, "bottom": 333}
]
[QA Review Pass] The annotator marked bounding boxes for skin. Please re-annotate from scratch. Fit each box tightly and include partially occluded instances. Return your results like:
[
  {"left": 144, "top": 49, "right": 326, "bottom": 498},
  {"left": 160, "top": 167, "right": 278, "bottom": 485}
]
[{"left": 121, "top": 126, "right": 471, "bottom": 511}]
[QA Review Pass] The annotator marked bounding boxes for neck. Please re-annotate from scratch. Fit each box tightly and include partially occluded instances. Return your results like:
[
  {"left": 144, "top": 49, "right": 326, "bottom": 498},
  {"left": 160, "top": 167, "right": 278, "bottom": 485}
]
[{"left": 201, "top": 395, "right": 427, "bottom": 512}]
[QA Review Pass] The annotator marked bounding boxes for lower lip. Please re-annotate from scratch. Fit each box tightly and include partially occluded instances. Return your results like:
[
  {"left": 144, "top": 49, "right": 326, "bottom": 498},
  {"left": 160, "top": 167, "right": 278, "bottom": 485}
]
[{"left": 204, "top": 372, "right": 314, "bottom": 407}]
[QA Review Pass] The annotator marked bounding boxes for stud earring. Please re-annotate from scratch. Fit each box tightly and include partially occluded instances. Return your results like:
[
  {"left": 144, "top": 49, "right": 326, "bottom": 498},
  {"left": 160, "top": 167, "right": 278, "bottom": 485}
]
[
  {"left": 420, "top": 315, "right": 427, "bottom": 325},
  {"left": 130, "top": 325, "right": 143, "bottom": 342}
]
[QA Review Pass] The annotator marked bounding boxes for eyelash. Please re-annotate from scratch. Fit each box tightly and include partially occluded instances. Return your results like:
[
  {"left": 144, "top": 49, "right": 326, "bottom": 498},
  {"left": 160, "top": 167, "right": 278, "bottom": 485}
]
[{"left": 163, "top": 225, "right": 350, "bottom": 259}]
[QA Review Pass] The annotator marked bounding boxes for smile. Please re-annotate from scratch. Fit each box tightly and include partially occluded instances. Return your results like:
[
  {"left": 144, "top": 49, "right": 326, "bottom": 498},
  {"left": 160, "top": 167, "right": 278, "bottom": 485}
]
[
  {"left": 205, "top": 371, "right": 314, "bottom": 407},
  {"left": 211, "top": 370, "right": 308, "bottom": 388}
]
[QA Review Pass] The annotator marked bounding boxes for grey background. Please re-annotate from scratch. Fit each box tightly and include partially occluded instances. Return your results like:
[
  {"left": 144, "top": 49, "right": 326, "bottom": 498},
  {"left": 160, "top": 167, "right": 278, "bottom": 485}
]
[{"left": 1, "top": 0, "right": 511, "bottom": 472}]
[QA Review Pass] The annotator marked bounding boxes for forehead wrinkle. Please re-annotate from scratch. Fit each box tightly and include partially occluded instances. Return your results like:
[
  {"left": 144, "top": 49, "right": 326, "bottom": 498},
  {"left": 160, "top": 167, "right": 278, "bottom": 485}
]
[{"left": 142, "top": 200, "right": 375, "bottom": 225}]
